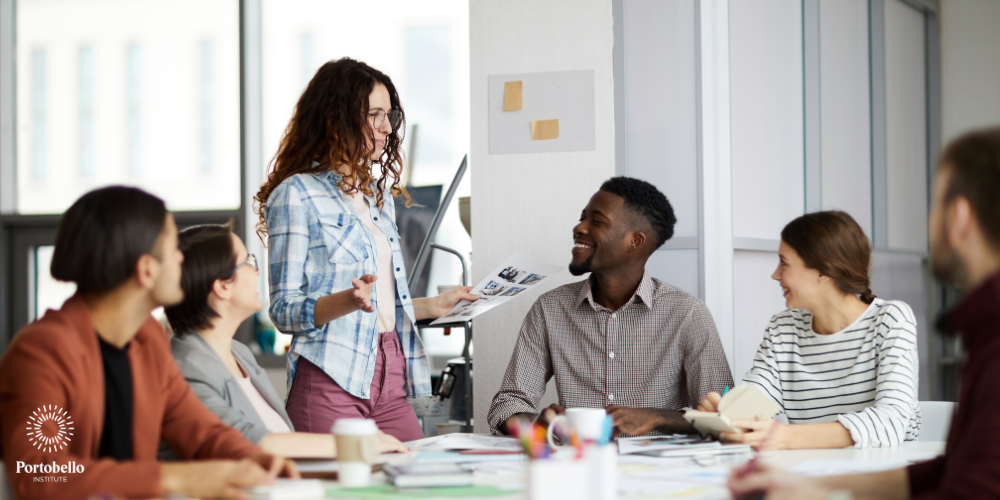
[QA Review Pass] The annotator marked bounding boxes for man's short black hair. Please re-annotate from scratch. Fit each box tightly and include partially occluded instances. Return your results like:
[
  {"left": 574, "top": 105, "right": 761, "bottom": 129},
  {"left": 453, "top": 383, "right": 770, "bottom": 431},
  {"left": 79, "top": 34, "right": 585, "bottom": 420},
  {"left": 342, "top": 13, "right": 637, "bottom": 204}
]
[
  {"left": 164, "top": 224, "right": 236, "bottom": 335},
  {"left": 51, "top": 186, "right": 167, "bottom": 294},
  {"left": 599, "top": 176, "right": 676, "bottom": 250}
]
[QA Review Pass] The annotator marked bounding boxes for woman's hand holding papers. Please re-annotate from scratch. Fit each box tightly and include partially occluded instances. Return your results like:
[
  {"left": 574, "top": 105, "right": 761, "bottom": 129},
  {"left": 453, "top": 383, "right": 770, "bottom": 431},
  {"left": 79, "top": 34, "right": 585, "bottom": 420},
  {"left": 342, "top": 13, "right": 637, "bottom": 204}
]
[{"left": 413, "top": 286, "right": 481, "bottom": 320}]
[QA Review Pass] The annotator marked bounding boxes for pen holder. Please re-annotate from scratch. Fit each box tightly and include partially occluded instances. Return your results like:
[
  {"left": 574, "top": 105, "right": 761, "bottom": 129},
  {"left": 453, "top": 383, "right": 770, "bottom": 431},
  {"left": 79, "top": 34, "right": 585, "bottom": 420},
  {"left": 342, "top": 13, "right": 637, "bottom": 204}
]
[
  {"left": 527, "top": 459, "right": 588, "bottom": 500},
  {"left": 585, "top": 444, "right": 617, "bottom": 500}
]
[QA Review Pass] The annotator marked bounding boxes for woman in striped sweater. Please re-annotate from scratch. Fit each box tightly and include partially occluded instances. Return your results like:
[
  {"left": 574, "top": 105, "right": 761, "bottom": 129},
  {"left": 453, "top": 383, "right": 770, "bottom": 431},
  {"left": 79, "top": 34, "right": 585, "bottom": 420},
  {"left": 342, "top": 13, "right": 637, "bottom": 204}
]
[{"left": 698, "top": 211, "right": 920, "bottom": 449}]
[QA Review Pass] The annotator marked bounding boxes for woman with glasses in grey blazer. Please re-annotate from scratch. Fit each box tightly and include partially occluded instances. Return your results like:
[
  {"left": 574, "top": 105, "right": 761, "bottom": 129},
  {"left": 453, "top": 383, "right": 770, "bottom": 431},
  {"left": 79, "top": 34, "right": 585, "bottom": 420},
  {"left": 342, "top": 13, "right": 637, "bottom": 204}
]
[{"left": 163, "top": 223, "right": 407, "bottom": 457}]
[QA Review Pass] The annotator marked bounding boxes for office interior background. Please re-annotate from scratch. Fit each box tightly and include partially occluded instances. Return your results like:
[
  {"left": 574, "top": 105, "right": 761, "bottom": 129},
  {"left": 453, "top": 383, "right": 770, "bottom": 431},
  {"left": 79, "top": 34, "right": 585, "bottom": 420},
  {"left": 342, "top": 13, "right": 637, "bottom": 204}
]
[{"left": 0, "top": 0, "right": 998, "bottom": 434}]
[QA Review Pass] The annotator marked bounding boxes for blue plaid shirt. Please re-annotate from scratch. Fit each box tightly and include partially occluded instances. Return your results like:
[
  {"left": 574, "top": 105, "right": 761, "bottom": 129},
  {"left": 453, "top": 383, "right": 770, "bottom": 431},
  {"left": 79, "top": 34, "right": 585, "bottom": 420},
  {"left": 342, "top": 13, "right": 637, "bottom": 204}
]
[{"left": 265, "top": 170, "right": 431, "bottom": 400}]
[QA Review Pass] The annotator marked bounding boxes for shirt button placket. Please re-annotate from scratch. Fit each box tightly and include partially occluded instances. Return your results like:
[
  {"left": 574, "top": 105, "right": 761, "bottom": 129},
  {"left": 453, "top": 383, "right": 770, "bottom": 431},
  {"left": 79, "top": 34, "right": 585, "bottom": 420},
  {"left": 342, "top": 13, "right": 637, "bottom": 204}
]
[{"left": 608, "top": 311, "right": 617, "bottom": 405}]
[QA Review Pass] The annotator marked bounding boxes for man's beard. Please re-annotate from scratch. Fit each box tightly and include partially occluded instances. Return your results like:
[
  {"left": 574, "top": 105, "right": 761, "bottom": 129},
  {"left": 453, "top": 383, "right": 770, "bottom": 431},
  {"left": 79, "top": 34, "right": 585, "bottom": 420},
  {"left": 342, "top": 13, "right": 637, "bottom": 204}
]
[
  {"left": 930, "top": 226, "right": 968, "bottom": 287},
  {"left": 568, "top": 254, "right": 594, "bottom": 276}
]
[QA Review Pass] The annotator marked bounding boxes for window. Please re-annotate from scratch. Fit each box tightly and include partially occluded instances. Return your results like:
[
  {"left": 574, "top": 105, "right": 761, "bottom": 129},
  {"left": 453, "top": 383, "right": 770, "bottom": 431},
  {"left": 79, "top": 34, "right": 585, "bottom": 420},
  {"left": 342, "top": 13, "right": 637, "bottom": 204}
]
[
  {"left": 78, "top": 45, "right": 94, "bottom": 178},
  {"left": 14, "top": 0, "right": 241, "bottom": 214},
  {"left": 30, "top": 48, "right": 46, "bottom": 180}
]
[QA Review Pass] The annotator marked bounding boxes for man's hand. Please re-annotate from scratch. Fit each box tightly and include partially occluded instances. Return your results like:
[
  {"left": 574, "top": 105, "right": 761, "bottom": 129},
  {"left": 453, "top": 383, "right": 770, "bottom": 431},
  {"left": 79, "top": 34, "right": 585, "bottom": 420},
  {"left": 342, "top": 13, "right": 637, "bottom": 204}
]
[
  {"left": 378, "top": 431, "right": 410, "bottom": 453},
  {"left": 160, "top": 459, "right": 280, "bottom": 499},
  {"left": 501, "top": 404, "right": 565, "bottom": 435},
  {"left": 606, "top": 405, "right": 673, "bottom": 436},
  {"left": 535, "top": 404, "right": 565, "bottom": 428},
  {"left": 697, "top": 392, "right": 722, "bottom": 412},
  {"left": 351, "top": 275, "right": 378, "bottom": 313},
  {"left": 720, "top": 419, "right": 788, "bottom": 451},
  {"left": 248, "top": 453, "right": 300, "bottom": 480},
  {"left": 728, "top": 459, "right": 831, "bottom": 500}
]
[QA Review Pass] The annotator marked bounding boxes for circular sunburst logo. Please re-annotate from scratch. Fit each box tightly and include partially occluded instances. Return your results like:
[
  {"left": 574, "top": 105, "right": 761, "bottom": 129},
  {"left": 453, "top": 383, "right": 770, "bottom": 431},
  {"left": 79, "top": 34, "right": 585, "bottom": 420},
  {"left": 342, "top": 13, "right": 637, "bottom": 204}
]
[{"left": 26, "top": 405, "right": 74, "bottom": 453}]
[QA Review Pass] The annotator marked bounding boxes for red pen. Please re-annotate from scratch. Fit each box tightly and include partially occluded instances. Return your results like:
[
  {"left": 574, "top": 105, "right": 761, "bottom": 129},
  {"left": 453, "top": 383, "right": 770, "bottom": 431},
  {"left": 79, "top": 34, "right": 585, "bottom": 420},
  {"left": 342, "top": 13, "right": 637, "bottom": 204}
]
[{"left": 735, "top": 419, "right": 780, "bottom": 479}]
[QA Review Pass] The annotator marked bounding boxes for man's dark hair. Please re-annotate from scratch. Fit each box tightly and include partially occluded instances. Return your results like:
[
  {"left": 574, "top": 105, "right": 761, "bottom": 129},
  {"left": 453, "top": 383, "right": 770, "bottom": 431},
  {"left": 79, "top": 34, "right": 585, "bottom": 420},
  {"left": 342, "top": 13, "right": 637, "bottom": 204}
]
[
  {"left": 164, "top": 224, "right": 236, "bottom": 335},
  {"left": 51, "top": 186, "right": 167, "bottom": 294},
  {"left": 940, "top": 127, "right": 1000, "bottom": 250},
  {"left": 599, "top": 176, "right": 676, "bottom": 250}
]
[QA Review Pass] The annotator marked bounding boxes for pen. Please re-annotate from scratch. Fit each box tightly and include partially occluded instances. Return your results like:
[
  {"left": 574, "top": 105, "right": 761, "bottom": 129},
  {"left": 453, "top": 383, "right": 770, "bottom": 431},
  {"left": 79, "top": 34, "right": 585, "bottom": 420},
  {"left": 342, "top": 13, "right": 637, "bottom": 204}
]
[
  {"left": 722, "top": 386, "right": 730, "bottom": 397},
  {"left": 735, "top": 418, "right": 780, "bottom": 479}
]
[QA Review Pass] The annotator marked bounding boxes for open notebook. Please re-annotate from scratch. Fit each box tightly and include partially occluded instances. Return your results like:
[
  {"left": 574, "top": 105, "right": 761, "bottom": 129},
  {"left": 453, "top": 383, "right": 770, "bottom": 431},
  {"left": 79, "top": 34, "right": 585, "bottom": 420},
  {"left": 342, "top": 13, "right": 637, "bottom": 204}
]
[{"left": 683, "top": 385, "right": 781, "bottom": 438}]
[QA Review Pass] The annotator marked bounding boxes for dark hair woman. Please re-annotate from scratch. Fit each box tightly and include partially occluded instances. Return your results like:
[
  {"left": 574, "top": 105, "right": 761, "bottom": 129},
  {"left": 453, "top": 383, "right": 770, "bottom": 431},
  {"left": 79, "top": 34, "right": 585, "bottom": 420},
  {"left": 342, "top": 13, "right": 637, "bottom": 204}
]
[
  {"left": 254, "top": 58, "right": 478, "bottom": 440},
  {"left": 697, "top": 211, "right": 920, "bottom": 450},
  {"left": 163, "top": 224, "right": 407, "bottom": 457}
]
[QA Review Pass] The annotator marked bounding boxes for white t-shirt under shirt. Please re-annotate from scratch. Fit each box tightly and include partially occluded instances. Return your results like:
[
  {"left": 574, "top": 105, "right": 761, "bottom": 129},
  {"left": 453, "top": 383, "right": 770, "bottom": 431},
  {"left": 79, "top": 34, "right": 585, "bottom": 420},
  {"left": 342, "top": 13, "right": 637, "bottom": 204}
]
[
  {"left": 742, "top": 298, "right": 921, "bottom": 448},
  {"left": 350, "top": 193, "right": 397, "bottom": 333},
  {"left": 233, "top": 363, "right": 292, "bottom": 434}
]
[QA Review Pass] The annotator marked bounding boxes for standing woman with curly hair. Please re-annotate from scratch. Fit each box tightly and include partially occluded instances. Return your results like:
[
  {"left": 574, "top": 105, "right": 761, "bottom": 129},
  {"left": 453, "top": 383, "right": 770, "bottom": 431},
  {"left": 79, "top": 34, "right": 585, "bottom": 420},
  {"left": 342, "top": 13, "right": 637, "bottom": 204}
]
[{"left": 255, "top": 58, "right": 478, "bottom": 440}]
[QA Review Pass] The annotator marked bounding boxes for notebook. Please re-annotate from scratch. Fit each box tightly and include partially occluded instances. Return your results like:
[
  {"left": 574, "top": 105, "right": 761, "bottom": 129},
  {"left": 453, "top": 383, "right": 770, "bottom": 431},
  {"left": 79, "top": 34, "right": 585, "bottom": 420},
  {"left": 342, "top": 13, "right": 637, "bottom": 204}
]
[
  {"left": 683, "top": 385, "right": 781, "bottom": 438},
  {"left": 383, "top": 463, "right": 474, "bottom": 488}
]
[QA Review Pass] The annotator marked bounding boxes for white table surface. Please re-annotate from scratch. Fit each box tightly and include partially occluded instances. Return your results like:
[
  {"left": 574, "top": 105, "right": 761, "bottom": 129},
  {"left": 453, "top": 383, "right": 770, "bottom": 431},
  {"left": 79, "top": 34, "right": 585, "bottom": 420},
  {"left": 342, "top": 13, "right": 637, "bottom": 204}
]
[{"left": 320, "top": 442, "right": 945, "bottom": 499}]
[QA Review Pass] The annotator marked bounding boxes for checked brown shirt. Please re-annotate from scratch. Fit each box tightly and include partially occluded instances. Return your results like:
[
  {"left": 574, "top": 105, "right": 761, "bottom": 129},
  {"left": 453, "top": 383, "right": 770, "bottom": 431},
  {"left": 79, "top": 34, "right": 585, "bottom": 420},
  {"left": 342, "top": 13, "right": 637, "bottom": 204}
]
[{"left": 487, "top": 272, "right": 734, "bottom": 434}]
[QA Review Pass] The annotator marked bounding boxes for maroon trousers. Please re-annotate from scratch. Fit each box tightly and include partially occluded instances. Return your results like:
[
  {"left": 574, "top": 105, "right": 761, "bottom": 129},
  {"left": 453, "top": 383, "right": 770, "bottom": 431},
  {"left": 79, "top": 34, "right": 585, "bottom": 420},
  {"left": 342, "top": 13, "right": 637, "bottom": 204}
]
[{"left": 285, "top": 331, "right": 424, "bottom": 442}]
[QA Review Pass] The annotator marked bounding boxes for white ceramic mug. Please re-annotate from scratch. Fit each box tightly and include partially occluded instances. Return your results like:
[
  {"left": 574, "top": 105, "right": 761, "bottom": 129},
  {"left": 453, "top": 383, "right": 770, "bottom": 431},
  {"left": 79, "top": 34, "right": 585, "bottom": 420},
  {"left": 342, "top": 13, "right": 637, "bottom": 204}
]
[
  {"left": 332, "top": 418, "right": 380, "bottom": 487},
  {"left": 546, "top": 408, "right": 608, "bottom": 448}
]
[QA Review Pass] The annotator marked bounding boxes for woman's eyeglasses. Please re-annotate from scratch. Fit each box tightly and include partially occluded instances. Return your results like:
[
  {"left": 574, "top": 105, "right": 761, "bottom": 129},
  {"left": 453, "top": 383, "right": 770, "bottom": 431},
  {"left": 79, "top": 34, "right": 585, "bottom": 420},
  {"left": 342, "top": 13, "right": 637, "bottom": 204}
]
[
  {"left": 234, "top": 254, "right": 258, "bottom": 272},
  {"left": 369, "top": 109, "right": 403, "bottom": 131}
]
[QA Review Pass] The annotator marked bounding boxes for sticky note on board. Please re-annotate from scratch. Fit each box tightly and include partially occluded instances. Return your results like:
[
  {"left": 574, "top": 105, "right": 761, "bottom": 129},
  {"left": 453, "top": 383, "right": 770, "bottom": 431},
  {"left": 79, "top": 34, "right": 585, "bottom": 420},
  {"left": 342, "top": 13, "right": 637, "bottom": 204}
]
[
  {"left": 530, "top": 119, "right": 559, "bottom": 140},
  {"left": 503, "top": 81, "right": 523, "bottom": 111}
]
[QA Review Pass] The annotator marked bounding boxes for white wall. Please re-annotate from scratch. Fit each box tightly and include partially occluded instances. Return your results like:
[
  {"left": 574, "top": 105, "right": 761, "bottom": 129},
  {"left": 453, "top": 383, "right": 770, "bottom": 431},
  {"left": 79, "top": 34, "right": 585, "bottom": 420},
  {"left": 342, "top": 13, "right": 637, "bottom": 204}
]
[
  {"left": 819, "top": 0, "right": 872, "bottom": 237},
  {"left": 941, "top": 0, "right": 1000, "bottom": 142},
  {"left": 469, "top": 0, "right": 615, "bottom": 433},
  {"left": 729, "top": 0, "right": 804, "bottom": 241}
]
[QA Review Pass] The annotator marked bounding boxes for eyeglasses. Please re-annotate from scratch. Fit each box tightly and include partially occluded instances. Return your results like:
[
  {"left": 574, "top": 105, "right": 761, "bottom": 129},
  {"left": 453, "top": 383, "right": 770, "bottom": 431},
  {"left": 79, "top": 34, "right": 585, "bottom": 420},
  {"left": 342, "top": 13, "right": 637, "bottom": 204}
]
[
  {"left": 234, "top": 253, "right": 258, "bottom": 273},
  {"left": 369, "top": 109, "right": 402, "bottom": 130}
]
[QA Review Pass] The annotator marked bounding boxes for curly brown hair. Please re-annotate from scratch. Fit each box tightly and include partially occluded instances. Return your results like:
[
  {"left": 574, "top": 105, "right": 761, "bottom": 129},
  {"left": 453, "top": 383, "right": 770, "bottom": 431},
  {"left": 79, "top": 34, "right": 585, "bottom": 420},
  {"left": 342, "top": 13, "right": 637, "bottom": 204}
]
[{"left": 254, "top": 58, "right": 410, "bottom": 241}]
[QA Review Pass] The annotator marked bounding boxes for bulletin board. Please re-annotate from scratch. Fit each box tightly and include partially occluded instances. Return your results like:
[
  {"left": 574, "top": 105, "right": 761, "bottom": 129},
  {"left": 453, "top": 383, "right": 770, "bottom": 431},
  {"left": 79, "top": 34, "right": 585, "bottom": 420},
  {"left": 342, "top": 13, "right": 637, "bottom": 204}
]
[{"left": 488, "top": 70, "right": 596, "bottom": 155}]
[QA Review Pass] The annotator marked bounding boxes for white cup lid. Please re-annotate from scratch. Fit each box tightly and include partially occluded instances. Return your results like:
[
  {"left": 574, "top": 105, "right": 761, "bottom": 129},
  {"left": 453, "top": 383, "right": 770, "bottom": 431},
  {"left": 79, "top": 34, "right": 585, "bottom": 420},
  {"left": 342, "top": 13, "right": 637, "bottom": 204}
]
[{"left": 332, "top": 418, "right": 378, "bottom": 436}]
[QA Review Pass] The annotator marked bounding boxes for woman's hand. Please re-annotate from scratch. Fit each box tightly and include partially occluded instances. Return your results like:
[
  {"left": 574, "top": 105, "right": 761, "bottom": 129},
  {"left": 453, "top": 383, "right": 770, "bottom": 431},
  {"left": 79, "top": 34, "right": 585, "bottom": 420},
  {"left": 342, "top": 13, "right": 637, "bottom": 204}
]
[
  {"left": 413, "top": 286, "right": 481, "bottom": 320},
  {"left": 351, "top": 275, "right": 378, "bottom": 313},
  {"left": 720, "top": 419, "right": 788, "bottom": 451},
  {"left": 378, "top": 431, "right": 410, "bottom": 453},
  {"left": 697, "top": 392, "right": 722, "bottom": 412}
]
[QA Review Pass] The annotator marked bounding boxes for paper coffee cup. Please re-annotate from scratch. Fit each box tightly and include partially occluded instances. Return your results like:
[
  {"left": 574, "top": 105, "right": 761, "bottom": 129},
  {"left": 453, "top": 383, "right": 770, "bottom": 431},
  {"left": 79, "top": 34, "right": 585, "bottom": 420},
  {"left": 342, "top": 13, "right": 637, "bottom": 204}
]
[{"left": 332, "top": 418, "right": 380, "bottom": 487}]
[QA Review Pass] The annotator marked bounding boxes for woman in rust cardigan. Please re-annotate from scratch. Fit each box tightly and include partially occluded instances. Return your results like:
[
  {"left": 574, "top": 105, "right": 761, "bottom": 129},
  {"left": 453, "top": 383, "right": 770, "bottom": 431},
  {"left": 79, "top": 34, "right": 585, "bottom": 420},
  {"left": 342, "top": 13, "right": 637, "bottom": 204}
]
[{"left": 0, "top": 187, "right": 297, "bottom": 500}]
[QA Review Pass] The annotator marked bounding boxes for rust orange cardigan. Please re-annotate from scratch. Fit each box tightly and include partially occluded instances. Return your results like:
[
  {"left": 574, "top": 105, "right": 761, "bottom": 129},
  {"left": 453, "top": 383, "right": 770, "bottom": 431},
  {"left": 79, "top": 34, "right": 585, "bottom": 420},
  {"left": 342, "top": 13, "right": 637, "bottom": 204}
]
[{"left": 0, "top": 295, "right": 262, "bottom": 500}]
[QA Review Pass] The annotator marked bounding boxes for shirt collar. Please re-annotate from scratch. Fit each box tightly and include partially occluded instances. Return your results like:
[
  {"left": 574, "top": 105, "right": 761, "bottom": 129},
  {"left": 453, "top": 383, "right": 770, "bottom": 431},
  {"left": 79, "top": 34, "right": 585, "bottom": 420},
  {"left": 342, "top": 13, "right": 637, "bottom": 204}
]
[
  {"left": 576, "top": 270, "right": 654, "bottom": 311},
  {"left": 940, "top": 268, "right": 1000, "bottom": 347}
]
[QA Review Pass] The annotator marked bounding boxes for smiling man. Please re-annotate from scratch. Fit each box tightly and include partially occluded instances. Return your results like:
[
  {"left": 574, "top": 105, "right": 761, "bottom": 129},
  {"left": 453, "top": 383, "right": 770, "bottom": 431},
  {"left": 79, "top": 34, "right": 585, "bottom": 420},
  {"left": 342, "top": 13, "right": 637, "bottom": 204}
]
[{"left": 487, "top": 177, "right": 733, "bottom": 436}]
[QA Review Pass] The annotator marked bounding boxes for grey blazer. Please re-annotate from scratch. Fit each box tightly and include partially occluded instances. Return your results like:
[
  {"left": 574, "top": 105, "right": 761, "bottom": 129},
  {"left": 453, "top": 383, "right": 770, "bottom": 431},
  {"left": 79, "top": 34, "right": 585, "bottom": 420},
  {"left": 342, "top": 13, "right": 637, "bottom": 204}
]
[{"left": 171, "top": 333, "right": 294, "bottom": 444}]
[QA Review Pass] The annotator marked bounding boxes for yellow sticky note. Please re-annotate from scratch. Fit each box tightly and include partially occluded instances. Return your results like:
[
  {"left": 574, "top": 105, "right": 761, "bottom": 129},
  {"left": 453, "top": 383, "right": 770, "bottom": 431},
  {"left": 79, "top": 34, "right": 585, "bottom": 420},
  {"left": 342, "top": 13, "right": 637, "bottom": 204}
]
[
  {"left": 530, "top": 119, "right": 559, "bottom": 140},
  {"left": 504, "top": 81, "right": 523, "bottom": 111}
]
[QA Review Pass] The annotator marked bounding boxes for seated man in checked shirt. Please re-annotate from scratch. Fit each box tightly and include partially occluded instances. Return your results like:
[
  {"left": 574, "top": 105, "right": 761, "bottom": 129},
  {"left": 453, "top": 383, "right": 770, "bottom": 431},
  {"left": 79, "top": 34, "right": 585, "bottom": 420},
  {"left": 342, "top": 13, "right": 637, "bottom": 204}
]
[{"left": 488, "top": 176, "right": 734, "bottom": 437}]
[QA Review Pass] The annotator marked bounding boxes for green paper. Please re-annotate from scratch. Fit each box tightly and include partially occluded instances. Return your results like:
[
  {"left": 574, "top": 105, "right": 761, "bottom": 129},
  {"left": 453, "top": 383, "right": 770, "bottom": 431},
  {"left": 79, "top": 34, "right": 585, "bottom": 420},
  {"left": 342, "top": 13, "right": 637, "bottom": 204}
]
[{"left": 325, "top": 484, "right": 517, "bottom": 499}]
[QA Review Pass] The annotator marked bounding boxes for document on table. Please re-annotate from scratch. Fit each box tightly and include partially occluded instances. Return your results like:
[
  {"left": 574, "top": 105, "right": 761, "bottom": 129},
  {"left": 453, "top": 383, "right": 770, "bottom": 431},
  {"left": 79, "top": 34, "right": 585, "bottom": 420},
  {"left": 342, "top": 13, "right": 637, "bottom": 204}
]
[
  {"left": 406, "top": 433, "right": 524, "bottom": 452},
  {"left": 788, "top": 456, "right": 939, "bottom": 477},
  {"left": 431, "top": 253, "right": 562, "bottom": 325}
]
